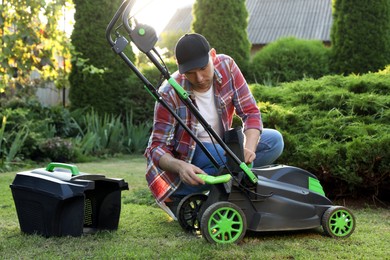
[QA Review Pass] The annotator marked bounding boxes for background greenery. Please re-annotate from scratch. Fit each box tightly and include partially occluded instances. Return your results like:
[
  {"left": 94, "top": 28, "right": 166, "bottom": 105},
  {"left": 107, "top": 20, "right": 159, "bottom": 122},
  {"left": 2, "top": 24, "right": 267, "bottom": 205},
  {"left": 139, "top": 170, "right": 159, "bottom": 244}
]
[
  {"left": 330, "top": 0, "right": 390, "bottom": 74},
  {"left": 1, "top": 0, "right": 389, "bottom": 206},
  {"left": 69, "top": 0, "right": 136, "bottom": 117},
  {"left": 248, "top": 37, "right": 330, "bottom": 84},
  {"left": 192, "top": 0, "right": 251, "bottom": 75},
  {"left": 251, "top": 71, "right": 390, "bottom": 201},
  {"left": 1, "top": 156, "right": 389, "bottom": 259},
  {"left": 0, "top": 68, "right": 389, "bottom": 201}
]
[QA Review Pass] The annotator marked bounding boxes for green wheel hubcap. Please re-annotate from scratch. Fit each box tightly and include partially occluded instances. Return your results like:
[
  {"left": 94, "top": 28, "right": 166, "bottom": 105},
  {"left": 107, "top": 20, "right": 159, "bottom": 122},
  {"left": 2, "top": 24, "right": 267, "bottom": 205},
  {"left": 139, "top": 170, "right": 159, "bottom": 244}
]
[
  {"left": 329, "top": 209, "right": 354, "bottom": 237},
  {"left": 207, "top": 207, "right": 244, "bottom": 243}
]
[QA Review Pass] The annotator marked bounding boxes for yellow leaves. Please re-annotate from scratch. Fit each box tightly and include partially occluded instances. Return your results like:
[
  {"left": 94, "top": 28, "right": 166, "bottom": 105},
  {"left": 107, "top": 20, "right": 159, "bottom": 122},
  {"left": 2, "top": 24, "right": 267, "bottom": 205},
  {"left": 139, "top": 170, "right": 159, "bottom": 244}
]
[
  {"left": 377, "top": 65, "right": 390, "bottom": 75},
  {"left": 8, "top": 57, "right": 17, "bottom": 67},
  {"left": 1, "top": 0, "right": 73, "bottom": 92}
]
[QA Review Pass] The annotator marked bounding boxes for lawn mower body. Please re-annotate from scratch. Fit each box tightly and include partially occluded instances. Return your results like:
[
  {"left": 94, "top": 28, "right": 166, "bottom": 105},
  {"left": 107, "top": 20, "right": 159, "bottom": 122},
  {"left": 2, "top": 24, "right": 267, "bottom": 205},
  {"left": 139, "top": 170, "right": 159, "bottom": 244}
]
[{"left": 207, "top": 165, "right": 333, "bottom": 232}]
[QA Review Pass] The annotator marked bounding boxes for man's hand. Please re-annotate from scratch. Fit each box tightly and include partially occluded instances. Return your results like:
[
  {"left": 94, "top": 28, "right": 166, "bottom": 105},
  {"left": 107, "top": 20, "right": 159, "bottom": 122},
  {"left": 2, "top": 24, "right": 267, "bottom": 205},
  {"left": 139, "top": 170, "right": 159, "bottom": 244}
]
[
  {"left": 243, "top": 147, "right": 256, "bottom": 164},
  {"left": 177, "top": 162, "right": 206, "bottom": 185},
  {"left": 159, "top": 153, "right": 206, "bottom": 186}
]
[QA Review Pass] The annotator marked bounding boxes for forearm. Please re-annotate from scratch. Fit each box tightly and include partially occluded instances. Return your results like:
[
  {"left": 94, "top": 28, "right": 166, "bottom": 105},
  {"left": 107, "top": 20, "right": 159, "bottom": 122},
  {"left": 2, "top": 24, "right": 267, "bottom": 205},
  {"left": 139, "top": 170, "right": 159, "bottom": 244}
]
[
  {"left": 159, "top": 153, "right": 205, "bottom": 186},
  {"left": 244, "top": 128, "right": 261, "bottom": 152},
  {"left": 159, "top": 153, "right": 187, "bottom": 174}
]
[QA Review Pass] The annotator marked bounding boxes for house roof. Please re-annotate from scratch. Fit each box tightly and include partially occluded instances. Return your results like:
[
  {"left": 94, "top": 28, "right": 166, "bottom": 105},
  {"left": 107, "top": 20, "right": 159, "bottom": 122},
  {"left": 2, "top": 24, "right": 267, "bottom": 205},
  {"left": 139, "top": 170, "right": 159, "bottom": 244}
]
[
  {"left": 162, "top": 0, "right": 332, "bottom": 45},
  {"left": 163, "top": 6, "right": 193, "bottom": 33}
]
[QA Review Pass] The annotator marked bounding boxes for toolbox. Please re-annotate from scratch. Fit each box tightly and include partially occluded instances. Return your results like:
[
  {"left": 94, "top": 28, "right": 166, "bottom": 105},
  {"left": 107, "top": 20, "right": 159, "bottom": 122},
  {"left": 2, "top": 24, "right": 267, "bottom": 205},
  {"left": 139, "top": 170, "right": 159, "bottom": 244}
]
[{"left": 10, "top": 162, "right": 128, "bottom": 237}]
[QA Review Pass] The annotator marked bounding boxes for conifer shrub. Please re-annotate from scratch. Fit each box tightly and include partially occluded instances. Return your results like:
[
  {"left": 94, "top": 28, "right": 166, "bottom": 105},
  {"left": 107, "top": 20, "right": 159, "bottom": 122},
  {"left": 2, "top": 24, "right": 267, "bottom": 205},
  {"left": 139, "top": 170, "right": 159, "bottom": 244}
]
[
  {"left": 39, "top": 137, "right": 75, "bottom": 162},
  {"left": 192, "top": 0, "right": 251, "bottom": 75},
  {"left": 330, "top": 0, "right": 390, "bottom": 74},
  {"left": 249, "top": 37, "right": 330, "bottom": 85},
  {"left": 251, "top": 72, "right": 390, "bottom": 199},
  {"left": 123, "top": 60, "right": 178, "bottom": 124},
  {"left": 69, "top": 0, "right": 136, "bottom": 117}
]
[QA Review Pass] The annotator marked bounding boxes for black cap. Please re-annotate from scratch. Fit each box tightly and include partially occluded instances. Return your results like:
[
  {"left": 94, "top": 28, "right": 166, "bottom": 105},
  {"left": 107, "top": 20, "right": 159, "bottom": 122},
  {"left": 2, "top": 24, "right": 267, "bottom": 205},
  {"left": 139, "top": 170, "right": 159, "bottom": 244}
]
[{"left": 175, "top": 33, "right": 211, "bottom": 74}]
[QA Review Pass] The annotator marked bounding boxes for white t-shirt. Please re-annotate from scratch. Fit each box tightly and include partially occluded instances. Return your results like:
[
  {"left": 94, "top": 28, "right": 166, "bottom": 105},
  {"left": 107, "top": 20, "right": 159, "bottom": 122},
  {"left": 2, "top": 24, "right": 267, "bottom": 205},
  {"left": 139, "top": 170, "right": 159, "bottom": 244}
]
[{"left": 193, "top": 85, "right": 222, "bottom": 142}]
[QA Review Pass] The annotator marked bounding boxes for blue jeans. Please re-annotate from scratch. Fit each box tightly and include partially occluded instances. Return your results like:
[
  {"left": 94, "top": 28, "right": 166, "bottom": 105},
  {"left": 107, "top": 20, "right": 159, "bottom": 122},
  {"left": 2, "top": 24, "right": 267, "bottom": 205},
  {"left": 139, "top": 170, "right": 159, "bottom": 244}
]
[{"left": 173, "top": 128, "right": 284, "bottom": 196}]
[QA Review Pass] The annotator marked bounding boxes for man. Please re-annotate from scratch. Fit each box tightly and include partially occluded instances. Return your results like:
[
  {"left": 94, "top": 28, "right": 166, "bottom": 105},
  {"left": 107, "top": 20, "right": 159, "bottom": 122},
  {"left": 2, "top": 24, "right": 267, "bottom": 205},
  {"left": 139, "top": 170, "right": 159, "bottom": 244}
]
[{"left": 144, "top": 33, "right": 284, "bottom": 217}]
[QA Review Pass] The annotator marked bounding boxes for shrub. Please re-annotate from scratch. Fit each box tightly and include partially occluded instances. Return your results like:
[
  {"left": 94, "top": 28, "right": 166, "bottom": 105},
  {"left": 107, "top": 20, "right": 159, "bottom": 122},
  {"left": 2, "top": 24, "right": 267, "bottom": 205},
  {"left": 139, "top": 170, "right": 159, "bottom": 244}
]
[
  {"left": 123, "top": 112, "right": 151, "bottom": 154},
  {"left": 69, "top": 0, "right": 136, "bottom": 117},
  {"left": 0, "top": 97, "right": 56, "bottom": 160},
  {"left": 193, "top": 0, "right": 251, "bottom": 75},
  {"left": 121, "top": 60, "right": 177, "bottom": 124},
  {"left": 251, "top": 71, "right": 390, "bottom": 199},
  {"left": 71, "top": 109, "right": 151, "bottom": 157},
  {"left": 39, "top": 137, "right": 75, "bottom": 163},
  {"left": 249, "top": 37, "right": 330, "bottom": 84},
  {"left": 330, "top": 0, "right": 390, "bottom": 74},
  {"left": 73, "top": 110, "right": 124, "bottom": 156}
]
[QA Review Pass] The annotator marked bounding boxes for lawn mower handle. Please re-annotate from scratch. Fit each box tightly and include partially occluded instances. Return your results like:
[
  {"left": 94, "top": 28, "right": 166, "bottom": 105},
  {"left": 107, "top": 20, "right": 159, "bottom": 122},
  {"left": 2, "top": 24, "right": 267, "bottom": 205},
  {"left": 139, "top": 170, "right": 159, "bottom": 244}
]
[
  {"left": 106, "top": 0, "right": 258, "bottom": 184},
  {"left": 106, "top": 0, "right": 225, "bottom": 168}
]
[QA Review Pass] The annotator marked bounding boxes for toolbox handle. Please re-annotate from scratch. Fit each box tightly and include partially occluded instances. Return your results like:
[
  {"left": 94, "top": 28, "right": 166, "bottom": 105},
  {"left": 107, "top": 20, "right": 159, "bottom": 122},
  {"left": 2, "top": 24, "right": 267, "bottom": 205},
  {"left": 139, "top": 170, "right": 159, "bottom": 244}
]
[{"left": 46, "top": 162, "right": 80, "bottom": 176}]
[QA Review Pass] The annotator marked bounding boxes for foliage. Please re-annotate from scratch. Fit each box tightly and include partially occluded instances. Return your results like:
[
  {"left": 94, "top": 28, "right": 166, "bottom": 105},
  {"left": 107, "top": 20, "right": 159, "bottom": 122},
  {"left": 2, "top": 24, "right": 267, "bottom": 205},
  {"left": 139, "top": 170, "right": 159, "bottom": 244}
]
[
  {"left": 251, "top": 72, "right": 390, "bottom": 199},
  {"left": 123, "top": 112, "right": 152, "bottom": 154},
  {"left": 330, "top": 0, "right": 390, "bottom": 74},
  {"left": 0, "top": 97, "right": 52, "bottom": 162},
  {"left": 157, "top": 31, "right": 187, "bottom": 58},
  {"left": 120, "top": 72, "right": 156, "bottom": 124},
  {"left": 0, "top": 96, "right": 152, "bottom": 171},
  {"left": 122, "top": 60, "right": 178, "bottom": 124},
  {"left": 69, "top": 0, "right": 136, "bottom": 117},
  {"left": 192, "top": 0, "right": 251, "bottom": 75},
  {"left": 0, "top": 0, "right": 73, "bottom": 96},
  {"left": 249, "top": 37, "right": 330, "bottom": 85},
  {"left": 39, "top": 137, "right": 75, "bottom": 162},
  {"left": 0, "top": 116, "right": 29, "bottom": 171},
  {"left": 71, "top": 109, "right": 151, "bottom": 157},
  {"left": 72, "top": 109, "right": 125, "bottom": 156}
]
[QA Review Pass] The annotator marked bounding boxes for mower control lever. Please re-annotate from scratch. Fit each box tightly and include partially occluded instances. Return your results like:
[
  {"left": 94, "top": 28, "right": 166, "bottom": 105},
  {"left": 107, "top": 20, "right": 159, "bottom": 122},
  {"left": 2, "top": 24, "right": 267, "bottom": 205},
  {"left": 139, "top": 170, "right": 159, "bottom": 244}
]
[{"left": 198, "top": 174, "right": 231, "bottom": 185}]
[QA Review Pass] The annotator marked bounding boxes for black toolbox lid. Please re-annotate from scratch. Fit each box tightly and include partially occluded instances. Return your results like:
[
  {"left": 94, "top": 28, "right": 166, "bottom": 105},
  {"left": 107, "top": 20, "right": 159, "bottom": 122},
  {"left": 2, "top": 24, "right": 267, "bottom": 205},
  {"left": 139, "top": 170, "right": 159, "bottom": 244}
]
[{"left": 10, "top": 171, "right": 95, "bottom": 200}]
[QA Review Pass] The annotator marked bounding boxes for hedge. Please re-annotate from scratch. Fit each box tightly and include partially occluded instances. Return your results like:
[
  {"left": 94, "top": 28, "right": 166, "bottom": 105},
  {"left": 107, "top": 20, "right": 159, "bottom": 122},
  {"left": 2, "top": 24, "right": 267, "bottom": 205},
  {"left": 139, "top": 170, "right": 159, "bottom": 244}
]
[{"left": 251, "top": 71, "right": 390, "bottom": 199}]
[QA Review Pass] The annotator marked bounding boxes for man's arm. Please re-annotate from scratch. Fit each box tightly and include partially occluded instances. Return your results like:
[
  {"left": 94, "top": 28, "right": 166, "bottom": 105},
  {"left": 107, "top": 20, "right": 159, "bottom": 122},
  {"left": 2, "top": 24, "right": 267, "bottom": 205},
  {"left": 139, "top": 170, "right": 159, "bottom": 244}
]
[
  {"left": 243, "top": 128, "right": 261, "bottom": 164},
  {"left": 159, "top": 153, "right": 205, "bottom": 186}
]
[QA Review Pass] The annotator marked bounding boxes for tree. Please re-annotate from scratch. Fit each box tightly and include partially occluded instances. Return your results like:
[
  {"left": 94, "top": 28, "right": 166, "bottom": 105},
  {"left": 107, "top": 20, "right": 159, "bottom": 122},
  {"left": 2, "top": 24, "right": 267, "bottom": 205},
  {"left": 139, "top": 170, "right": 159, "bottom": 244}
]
[
  {"left": 192, "top": 0, "right": 251, "bottom": 75},
  {"left": 158, "top": 30, "right": 186, "bottom": 58},
  {"left": 69, "top": 0, "right": 136, "bottom": 116},
  {"left": 330, "top": 0, "right": 390, "bottom": 74},
  {"left": 0, "top": 0, "right": 72, "bottom": 97}
]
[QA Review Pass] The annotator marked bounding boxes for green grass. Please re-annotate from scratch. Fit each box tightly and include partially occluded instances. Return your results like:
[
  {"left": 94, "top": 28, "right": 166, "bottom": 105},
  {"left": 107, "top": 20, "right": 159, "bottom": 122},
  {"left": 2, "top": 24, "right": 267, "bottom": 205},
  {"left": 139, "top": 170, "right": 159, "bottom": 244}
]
[{"left": 1, "top": 155, "right": 389, "bottom": 259}]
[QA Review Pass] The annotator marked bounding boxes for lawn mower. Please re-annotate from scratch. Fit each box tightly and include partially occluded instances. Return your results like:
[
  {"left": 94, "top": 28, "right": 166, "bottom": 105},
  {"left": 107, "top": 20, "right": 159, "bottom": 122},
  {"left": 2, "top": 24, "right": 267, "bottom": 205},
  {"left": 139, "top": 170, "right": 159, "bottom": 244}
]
[{"left": 106, "top": 0, "right": 356, "bottom": 244}]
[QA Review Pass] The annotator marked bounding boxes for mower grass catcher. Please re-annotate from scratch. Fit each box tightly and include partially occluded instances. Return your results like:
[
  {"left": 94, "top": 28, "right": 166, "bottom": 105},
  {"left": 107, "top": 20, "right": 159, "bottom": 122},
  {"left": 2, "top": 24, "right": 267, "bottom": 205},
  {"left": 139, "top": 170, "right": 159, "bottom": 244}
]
[
  {"left": 10, "top": 162, "right": 128, "bottom": 237},
  {"left": 106, "top": 0, "right": 355, "bottom": 244}
]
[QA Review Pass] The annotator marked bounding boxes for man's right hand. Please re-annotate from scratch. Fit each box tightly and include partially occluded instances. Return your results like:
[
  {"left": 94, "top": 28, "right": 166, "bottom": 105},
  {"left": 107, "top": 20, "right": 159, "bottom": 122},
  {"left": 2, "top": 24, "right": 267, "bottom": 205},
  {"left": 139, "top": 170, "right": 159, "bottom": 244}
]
[{"left": 159, "top": 153, "right": 206, "bottom": 186}]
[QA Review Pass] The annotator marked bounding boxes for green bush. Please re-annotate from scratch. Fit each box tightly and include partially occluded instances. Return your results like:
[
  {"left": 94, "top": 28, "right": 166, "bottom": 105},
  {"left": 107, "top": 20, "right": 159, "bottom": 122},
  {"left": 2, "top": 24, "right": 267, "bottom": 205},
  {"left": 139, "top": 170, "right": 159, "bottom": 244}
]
[
  {"left": 121, "top": 60, "right": 177, "bottom": 124},
  {"left": 71, "top": 109, "right": 151, "bottom": 157},
  {"left": 0, "top": 96, "right": 152, "bottom": 171},
  {"left": 251, "top": 71, "right": 390, "bottom": 199},
  {"left": 193, "top": 0, "right": 251, "bottom": 75},
  {"left": 69, "top": 0, "right": 136, "bottom": 117},
  {"left": 39, "top": 137, "right": 75, "bottom": 163},
  {"left": 0, "top": 97, "right": 56, "bottom": 160},
  {"left": 249, "top": 37, "right": 330, "bottom": 84},
  {"left": 123, "top": 112, "right": 152, "bottom": 154},
  {"left": 330, "top": 0, "right": 390, "bottom": 74}
]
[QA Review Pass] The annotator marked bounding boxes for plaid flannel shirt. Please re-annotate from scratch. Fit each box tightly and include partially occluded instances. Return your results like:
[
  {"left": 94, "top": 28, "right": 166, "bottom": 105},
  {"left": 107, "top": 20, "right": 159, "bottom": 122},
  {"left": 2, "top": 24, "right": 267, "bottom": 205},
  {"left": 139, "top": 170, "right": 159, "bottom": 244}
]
[{"left": 144, "top": 54, "right": 262, "bottom": 203}]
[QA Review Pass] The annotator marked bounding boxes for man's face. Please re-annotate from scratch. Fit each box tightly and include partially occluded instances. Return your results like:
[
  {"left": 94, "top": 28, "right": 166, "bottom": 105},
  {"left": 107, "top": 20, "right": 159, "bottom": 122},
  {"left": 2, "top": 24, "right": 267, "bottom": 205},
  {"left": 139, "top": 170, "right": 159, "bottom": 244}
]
[{"left": 183, "top": 50, "right": 216, "bottom": 93}]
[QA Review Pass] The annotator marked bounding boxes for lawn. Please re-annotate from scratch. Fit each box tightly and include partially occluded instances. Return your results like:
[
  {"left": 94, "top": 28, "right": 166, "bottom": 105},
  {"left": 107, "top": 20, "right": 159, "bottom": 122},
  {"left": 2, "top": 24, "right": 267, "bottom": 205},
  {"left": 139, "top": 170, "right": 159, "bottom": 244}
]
[{"left": 0, "top": 155, "right": 389, "bottom": 259}]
